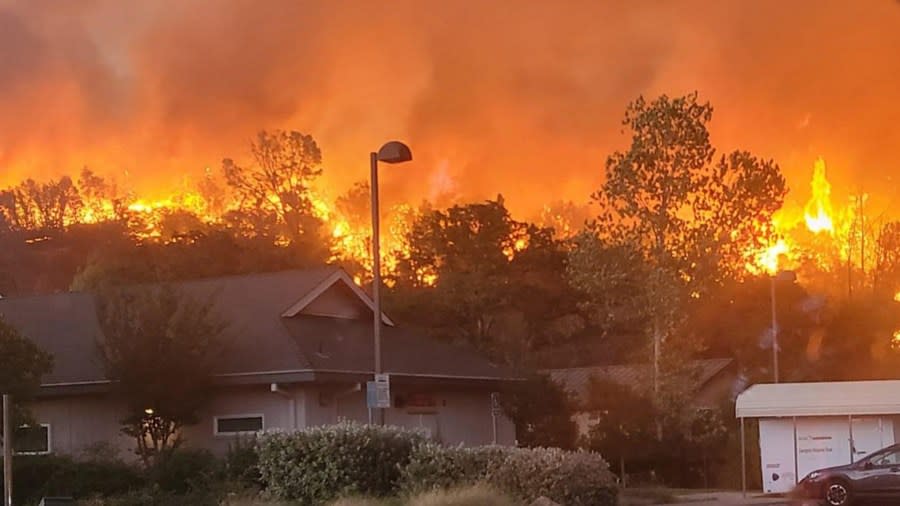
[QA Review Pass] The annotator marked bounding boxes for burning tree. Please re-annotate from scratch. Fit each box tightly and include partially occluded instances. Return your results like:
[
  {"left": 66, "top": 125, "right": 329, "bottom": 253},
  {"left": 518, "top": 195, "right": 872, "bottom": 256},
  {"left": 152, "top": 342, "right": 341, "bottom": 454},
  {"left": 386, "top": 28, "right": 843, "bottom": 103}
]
[
  {"left": 579, "top": 93, "right": 787, "bottom": 405},
  {"left": 222, "top": 129, "right": 329, "bottom": 252}
]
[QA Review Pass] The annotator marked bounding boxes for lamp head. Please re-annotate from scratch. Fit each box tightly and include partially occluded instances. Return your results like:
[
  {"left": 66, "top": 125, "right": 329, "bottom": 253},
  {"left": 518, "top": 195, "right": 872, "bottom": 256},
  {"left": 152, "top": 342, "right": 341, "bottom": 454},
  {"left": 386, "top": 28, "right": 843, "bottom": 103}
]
[{"left": 376, "top": 141, "right": 412, "bottom": 164}]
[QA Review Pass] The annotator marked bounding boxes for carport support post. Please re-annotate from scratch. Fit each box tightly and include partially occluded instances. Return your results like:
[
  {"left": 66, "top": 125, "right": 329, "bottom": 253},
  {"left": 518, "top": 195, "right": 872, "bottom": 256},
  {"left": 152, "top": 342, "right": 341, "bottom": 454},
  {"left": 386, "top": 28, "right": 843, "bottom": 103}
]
[
  {"left": 740, "top": 416, "right": 746, "bottom": 498},
  {"left": 3, "top": 394, "right": 12, "bottom": 506}
]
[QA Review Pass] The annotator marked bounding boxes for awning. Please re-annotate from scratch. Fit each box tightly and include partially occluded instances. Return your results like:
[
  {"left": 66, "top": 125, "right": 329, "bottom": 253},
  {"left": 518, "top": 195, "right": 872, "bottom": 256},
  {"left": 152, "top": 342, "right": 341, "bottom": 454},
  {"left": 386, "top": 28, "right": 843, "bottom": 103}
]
[{"left": 736, "top": 380, "right": 900, "bottom": 418}]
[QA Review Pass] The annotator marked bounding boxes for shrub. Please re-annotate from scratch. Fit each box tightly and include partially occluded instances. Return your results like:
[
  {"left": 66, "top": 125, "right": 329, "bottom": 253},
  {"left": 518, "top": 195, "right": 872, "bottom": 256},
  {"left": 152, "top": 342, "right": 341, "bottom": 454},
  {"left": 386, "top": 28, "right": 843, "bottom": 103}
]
[
  {"left": 224, "top": 437, "right": 262, "bottom": 489},
  {"left": 407, "top": 484, "right": 518, "bottom": 506},
  {"left": 489, "top": 447, "right": 617, "bottom": 506},
  {"left": 400, "top": 445, "right": 617, "bottom": 506},
  {"left": 399, "top": 444, "right": 506, "bottom": 494},
  {"left": 151, "top": 448, "right": 221, "bottom": 494},
  {"left": 78, "top": 487, "right": 221, "bottom": 506},
  {"left": 257, "top": 421, "right": 427, "bottom": 505},
  {"left": 2, "top": 454, "right": 143, "bottom": 504}
]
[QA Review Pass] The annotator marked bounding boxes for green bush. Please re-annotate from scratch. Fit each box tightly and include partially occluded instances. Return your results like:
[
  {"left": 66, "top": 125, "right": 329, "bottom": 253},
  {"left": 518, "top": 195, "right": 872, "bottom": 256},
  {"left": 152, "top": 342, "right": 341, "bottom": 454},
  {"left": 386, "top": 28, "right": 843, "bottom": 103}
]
[
  {"left": 399, "top": 444, "right": 506, "bottom": 494},
  {"left": 2, "top": 454, "right": 143, "bottom": 505},
  {"left": 77, "top": 487, "right": 220, "bottom": 506},
  {"left": 407, "top": 484, "right": 518, "bottom": 506},
  {"left": 490, "top": 447, "right": 617, "bottom": 506},
  {"left": 257, "top": 421, "right": 427, "bottom": 504},
  {"left": 224, "top": 437, "right": 262, "bottom": 489},
  {"left": 400, "top": 445, "right": 617, "bottom": 506},
  {"left": 150, "top": 448, "right": 222, "bottom": 494}
]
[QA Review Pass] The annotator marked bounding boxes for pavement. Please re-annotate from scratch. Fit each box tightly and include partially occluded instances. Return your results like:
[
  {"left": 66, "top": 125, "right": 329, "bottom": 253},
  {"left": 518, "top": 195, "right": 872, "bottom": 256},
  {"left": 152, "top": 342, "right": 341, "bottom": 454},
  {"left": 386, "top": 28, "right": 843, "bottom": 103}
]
[{"left": 665, "top": 491, "right": 793, "bottom": 505}]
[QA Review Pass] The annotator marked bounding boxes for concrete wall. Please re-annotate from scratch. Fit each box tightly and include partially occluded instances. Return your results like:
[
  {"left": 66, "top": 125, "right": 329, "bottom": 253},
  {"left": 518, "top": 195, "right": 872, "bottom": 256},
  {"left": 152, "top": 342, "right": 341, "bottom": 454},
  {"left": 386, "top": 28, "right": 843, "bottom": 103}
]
[{"left": 29, "top": 383, "right": 516, "bottom": 458}]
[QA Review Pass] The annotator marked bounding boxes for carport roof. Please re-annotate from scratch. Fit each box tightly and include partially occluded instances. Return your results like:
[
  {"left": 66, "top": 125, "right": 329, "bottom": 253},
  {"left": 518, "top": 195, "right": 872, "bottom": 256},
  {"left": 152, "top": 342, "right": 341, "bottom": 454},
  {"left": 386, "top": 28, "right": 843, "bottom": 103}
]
[{"left": 735, "top": 380, "right": 900, "bottom": 418}]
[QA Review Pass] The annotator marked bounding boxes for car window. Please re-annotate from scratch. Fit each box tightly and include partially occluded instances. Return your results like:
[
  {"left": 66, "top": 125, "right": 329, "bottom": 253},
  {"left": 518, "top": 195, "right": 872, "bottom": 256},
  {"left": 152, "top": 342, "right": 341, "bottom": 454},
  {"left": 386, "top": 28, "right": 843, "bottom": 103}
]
[{"left": 872, "top": 450, "right": 900, "bottom": 466}]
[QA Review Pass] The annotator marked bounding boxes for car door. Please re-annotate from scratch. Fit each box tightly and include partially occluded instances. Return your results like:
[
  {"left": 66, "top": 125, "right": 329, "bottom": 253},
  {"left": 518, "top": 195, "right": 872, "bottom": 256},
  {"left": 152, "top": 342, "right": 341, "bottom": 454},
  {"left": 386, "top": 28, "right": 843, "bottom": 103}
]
[
  {"left": 857, "top": 448, "right": 900, "bottom": 501},
  {"left": 876, "top": 449, "right": 900, "bottom": 500}
]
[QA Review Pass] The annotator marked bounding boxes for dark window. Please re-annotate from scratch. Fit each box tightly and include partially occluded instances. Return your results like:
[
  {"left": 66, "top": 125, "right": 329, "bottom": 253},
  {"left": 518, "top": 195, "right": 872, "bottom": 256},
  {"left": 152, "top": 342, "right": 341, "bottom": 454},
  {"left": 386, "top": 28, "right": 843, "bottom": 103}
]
[
  {"left": 216, "top": 416, "right": 263, "bottom": 434},
  {"left": 14, "top": 425, "right": 50, "bottom": 454}
]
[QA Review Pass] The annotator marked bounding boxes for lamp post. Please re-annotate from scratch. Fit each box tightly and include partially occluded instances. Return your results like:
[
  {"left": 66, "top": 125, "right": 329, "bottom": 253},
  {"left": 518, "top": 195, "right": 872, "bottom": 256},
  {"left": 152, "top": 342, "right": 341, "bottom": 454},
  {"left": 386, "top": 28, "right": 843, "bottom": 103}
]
[
  {"left": 770, "top": 270, "right": 796, "bottom": 383},
  {"left": 370, "top": 141, "right": 412, "bottom": 425}
]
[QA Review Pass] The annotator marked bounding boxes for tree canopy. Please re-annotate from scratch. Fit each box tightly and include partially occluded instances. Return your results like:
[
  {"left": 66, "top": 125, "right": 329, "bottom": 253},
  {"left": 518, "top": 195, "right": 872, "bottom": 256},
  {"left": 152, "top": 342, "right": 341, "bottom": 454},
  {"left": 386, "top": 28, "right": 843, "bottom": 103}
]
[{"left": 96, "top": 286, "right": 227, "bottom": 465}]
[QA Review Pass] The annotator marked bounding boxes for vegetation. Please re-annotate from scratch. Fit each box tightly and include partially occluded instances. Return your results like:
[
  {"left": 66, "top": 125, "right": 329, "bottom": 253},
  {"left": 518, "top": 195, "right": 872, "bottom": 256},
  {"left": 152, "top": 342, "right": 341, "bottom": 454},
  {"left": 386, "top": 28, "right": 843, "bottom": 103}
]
[
  {"left": 95, "top": 286, "right": 227, "bottom": 466},
  {"left": 257, "top": 422, "right": 428, "bottom": 505},
  {"left": 0, "top": 316, "right": 53, "bottom": 433},
  {"left": 2, "top": 93, "right": 900, "bottom": 490},
  {"left": 400, "top": 442, "right": 617, "bottom": 506}
]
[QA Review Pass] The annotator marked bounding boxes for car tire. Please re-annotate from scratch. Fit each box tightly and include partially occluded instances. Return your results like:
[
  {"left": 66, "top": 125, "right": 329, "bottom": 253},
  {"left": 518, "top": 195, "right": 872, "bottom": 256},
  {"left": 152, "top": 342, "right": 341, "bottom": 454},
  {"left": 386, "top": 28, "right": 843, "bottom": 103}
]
[{"left": 824, "top": 479, "right": 853, "bottom": 506}]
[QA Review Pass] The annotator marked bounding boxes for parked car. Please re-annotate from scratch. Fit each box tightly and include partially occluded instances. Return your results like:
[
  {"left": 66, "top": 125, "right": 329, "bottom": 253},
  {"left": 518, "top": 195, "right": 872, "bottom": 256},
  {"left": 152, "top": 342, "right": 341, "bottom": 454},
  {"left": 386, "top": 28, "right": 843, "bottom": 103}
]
[{"left": 793, "top": 443, "right": 900, "bottom": 505}]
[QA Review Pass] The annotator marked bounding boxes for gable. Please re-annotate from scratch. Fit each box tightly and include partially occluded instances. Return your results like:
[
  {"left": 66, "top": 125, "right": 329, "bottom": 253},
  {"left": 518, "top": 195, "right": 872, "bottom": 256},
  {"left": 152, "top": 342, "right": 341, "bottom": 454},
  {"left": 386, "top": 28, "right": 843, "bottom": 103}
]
[
  {"left": 280, "top": 270, "right": 394, "bottom": 325},
  {"left": 298, "top": 281, "right": 371, "bottom": 319}
]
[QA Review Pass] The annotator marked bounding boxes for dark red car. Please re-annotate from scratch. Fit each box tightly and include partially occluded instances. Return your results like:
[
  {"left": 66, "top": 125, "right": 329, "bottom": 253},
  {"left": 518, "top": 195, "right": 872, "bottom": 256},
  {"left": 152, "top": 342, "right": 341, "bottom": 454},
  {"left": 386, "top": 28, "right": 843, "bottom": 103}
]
[{"left": 793, "top": 443, "right": 900, "bottom": 505}]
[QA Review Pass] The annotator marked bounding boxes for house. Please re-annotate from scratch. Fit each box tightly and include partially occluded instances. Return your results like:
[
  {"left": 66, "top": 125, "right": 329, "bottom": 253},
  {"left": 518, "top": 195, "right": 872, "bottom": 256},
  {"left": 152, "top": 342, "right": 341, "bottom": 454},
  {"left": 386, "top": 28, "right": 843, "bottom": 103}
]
[
  {"left": 546, "top": 358, "right": 736, "bottom": 435},
  {"left": 0, "top": 267, "right": 517, "bottom": 457}
]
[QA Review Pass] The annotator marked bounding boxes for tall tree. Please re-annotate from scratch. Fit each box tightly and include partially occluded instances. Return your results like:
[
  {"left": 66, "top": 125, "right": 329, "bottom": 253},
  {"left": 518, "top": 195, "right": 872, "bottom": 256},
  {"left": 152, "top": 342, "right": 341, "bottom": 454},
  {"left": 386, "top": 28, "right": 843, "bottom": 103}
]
[
  {"left": 389, "top": 197, "right": 581, "bottom": 364},
  {"left": 0, "top": 176, "right": 83, "bottom": 231},
  {"left": 0, "top": 316, "right": 53, "bottom": 436},
  {"left": 582, "top": 93, "right": 786, "bottom": 401},
  {"left": 222, "top": 129, "right": 329, "bottom": 259},
  {"left": 96, "top": 286, "right": 227, "bottom": 466}
]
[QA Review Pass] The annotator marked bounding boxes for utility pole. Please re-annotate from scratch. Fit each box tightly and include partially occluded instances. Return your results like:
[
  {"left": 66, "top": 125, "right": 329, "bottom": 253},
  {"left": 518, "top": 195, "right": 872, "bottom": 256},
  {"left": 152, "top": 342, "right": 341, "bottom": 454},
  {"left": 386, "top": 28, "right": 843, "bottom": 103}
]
[{"left": 3, "top": 394, "right": 12, "bottom": 506}]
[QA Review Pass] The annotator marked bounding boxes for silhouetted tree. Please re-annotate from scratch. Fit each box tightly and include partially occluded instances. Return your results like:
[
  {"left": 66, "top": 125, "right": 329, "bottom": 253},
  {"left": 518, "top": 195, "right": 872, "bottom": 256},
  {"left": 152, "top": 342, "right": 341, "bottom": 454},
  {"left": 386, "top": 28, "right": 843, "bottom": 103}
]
[
  {"left": 389, "top": 197, "right": 582, "bottom": 365},
  {"left": 96, "top": 286, "right": 227, "bottom": 466},
  {"left": 0, "top": 316, "right": 53, "bottom": 436},
  {"left": 501, "top": 374, "right": 578, "bottom": 449},
  {"left": 577, "top": 92, "right": 787, "bottom": 401},
  {"left": 222, "top": 130, "right": 329, "bottom": 260}
]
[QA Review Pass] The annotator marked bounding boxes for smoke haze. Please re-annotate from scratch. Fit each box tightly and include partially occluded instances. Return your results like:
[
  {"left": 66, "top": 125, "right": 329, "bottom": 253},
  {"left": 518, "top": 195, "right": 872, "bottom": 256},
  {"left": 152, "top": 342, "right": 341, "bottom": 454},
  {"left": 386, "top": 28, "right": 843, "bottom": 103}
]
[{"left": 1, "top": 0, "right": 899, "bottom": 217}]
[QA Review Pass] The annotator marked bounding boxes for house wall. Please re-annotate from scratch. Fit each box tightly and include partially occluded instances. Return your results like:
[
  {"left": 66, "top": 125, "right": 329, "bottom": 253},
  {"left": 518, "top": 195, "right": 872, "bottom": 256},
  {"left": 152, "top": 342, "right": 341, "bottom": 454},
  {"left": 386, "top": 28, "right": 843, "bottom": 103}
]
[
  {"left": 323, "top": 386, "right": 516, "bottom": 446},
  {"left": 28, "top": 395, "right": 133, "bottom": 458},
  {"left": 29, "top": 383, "right": 515, "bottom": 458}
]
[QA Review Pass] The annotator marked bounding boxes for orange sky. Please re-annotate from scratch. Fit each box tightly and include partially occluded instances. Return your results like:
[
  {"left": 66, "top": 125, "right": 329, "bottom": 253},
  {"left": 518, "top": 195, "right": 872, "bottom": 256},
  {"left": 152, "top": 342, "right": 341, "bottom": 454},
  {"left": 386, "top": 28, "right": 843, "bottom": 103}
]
[{"left": 1, "top": 0, "right": 899, "bottom": 220}]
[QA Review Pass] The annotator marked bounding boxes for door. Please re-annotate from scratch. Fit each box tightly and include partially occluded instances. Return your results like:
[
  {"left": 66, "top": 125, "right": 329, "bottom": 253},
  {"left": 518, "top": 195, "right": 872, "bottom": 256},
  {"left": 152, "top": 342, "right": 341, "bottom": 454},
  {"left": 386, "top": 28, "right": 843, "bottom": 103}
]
[{"left": 852, "top": 417, "right": 890, "bottom": 461}]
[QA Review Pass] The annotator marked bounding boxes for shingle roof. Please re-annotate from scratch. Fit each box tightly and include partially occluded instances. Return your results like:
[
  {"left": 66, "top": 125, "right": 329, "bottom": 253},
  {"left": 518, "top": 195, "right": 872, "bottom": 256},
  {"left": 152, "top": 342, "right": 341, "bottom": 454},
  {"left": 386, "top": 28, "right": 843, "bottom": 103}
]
[
  {"left": 545, "top": 358, "right": 734, "bottom": 406},
  {"left": 283, "top": 316, "right": 508, "bottom": 379},
  {"left": 0, "top": 267, "right": 514, "bottom": 389}
]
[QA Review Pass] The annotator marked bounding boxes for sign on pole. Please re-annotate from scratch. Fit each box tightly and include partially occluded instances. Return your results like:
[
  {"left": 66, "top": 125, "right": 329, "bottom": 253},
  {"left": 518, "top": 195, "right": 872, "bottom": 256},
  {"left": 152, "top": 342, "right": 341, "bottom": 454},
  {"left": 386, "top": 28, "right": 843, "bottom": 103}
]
[
  {"left": 490, "top": 392, "right": 500, "bottom": 444},
  {"left": 367, "top": 374, "right": 391, "bottom": 409},
  {"left": 490, "top": 392, "right": 502, "bottom": 416}
]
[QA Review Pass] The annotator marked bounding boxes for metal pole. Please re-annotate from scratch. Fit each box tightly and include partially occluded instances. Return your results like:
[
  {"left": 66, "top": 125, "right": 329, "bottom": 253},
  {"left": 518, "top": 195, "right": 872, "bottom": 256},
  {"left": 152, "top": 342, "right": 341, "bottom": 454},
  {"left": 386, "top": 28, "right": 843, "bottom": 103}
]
[
  {"left": 370, "top": 152, "right": 384, "bottom": 426},
  {"left": 771, "top": 276, "right": 779, "bottom": 383},
  {"left": 740, "top": 417, "right": 746, "bottom": 498},
  {"left": 848, "top": 414, "right": 855, "bottom": 463},
  {"left": 3, "top": 394, "right": 12, "bottom": 506}
]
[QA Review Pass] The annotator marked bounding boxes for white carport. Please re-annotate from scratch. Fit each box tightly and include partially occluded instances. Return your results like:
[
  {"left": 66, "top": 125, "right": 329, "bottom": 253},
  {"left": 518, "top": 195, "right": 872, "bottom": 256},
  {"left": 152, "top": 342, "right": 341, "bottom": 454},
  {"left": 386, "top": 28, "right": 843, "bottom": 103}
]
[{"left": 735, "top": 381, "right": 900, "bottom": 495}]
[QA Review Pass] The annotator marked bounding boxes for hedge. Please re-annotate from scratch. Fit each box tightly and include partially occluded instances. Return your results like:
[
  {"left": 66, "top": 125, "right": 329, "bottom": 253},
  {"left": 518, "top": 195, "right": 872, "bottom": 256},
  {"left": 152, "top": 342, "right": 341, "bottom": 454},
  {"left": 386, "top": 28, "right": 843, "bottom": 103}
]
[
  {"left": 400, "top": 444, "right": 618, "bottom": 506},
  {"left": 257, "top": 421, "right": 427, "bottom": 504}
]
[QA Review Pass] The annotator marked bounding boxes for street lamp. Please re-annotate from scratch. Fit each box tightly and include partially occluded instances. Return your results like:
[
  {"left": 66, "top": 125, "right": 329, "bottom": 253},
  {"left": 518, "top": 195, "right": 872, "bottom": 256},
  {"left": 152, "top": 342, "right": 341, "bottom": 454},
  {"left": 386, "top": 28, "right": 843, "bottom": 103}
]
[
  {"left": 370, "top": 141, "right": 412, "bottom": 425},
  {"left": 770, "top": 270, "right": 796, "bottom": 383}
]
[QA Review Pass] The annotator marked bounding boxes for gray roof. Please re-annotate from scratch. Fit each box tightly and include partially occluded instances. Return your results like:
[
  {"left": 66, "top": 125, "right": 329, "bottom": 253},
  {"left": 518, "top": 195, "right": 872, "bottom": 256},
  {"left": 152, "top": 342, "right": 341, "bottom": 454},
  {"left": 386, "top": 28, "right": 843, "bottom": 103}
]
[
  {"left": 545, "top": 358, "right": 734, "bottom": 406},
  {"left": 0, "top": 267, "right": 513, "bottom": 391}
]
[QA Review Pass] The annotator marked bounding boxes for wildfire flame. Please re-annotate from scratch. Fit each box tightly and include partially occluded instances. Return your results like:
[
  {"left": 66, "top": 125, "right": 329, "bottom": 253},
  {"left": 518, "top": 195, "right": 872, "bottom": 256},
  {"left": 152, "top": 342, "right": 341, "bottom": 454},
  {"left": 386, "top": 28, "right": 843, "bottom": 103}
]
[{"left": 804, "top": 157, "right": 835, "bottom": 235}]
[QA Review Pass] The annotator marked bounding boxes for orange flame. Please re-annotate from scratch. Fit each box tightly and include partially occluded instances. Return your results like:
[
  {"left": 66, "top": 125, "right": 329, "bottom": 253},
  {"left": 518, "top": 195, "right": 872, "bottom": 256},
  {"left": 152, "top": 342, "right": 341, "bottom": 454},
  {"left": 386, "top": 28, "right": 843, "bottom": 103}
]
[{"left": 804, "top": 158, "right": 835, "bottom": 234}]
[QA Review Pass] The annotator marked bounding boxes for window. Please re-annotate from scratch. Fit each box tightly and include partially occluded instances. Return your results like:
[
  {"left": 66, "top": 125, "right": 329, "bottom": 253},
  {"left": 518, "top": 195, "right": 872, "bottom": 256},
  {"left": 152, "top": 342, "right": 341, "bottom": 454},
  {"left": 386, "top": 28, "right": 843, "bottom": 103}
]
[
  {"left": 214, "top": 415, "right": 263, "bottom": 435},
  {"left": 14, "top": 424, "right": 50, "bottom": 455},
  {"left": 871, "top": 449, "right": 900, "bottom": 467}
]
